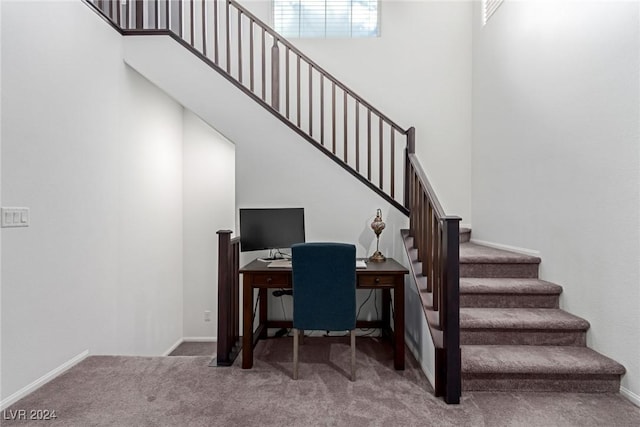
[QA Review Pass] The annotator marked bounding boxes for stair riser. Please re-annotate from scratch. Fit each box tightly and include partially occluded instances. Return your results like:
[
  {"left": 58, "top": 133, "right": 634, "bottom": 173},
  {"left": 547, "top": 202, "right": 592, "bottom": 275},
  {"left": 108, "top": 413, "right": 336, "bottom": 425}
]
[
  {"left": 462, "top": 374, "right": 621, "bottom": 393},
  {"left": 460, "top": 230, "right": 471, "bottom": 243},
  {"left": 461, "top": 263, "right": 538, "bottom": 279},
  {"left": 460, "top": 294, "right": 559, "bottom": 308},
  {"left": 461, "top": 330, "right": 586, "bottom": 346}
]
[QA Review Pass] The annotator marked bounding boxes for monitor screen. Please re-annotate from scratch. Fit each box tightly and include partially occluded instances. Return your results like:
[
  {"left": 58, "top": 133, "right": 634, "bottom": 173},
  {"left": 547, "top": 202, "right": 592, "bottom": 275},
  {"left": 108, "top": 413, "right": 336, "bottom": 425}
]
[{"left": 239, "top": 208, "right": 305, "bottom": 252}]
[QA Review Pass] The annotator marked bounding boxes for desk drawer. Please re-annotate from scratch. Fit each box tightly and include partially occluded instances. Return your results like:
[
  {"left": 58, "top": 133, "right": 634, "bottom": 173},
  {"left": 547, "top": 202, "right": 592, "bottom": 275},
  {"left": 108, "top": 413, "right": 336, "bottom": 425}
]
[
  {"left": 252, "top": 273, "right": 290, "bottom": 287},
  {"left": 358, "top": 275, "right": 396, "bottom": 287}
]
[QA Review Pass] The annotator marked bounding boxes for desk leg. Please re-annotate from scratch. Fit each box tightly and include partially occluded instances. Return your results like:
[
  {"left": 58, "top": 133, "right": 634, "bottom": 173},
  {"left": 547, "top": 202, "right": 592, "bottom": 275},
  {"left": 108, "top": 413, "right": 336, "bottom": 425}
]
[
  {"left": 259, "top": 288, "right": 268, "bottom": 339},
  {"left": 394, "top": 275, "right": 405, "bottom": 370},
  {"left": 382, "top": 289, "right": 391, "bottom": 339},
  {"left": 242, "top": 279, "right": 254, "bottom": 369}
]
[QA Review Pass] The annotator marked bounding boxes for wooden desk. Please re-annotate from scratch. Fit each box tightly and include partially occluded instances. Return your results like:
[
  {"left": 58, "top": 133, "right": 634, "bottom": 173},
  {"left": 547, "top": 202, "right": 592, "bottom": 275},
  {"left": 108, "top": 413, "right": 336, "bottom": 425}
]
[{"left": 240, "top": 258, "right": 408, "bottom": 370}]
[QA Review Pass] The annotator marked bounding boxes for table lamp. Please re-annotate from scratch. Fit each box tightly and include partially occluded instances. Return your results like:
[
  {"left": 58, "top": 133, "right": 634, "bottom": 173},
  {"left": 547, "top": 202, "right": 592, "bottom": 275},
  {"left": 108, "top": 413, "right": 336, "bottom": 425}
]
[{"left": 369, "top": 208, "right": 386, "bottom": 262}]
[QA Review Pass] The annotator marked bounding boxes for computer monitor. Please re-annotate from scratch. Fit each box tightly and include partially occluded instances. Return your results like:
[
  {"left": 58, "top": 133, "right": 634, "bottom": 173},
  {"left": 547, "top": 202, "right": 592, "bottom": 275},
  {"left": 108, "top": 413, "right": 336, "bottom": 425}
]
[{"left": 239, "top": 208, "right": 305, "bottom": 254}]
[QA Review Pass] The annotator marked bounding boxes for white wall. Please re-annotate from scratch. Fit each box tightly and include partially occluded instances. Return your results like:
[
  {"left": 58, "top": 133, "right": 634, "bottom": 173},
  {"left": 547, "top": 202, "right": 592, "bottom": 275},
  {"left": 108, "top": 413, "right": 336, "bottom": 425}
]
[
  {"left": 115, "top": 68, "right": 184, "bottom": 355},
  {"left": 2, "top": 0, "right": 121, "bottom": 400},
  {"left": 182, "top": 111, "right": 235, "bottom": 338},
  {"left": 1, "top": 1, "right": 184, "bottom": 401},
  {"left": 471, "top": 0, "right": 640, "bottom": 399},
  {"left": 238, "top": 0, "right": 473, "bottom": 223}
]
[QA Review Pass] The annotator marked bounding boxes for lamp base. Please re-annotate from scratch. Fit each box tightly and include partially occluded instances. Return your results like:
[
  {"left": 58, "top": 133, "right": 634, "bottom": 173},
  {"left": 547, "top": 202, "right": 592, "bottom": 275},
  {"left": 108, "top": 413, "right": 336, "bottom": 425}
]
[{"left": 369, "top": 251, "right": 386, "bottom": 263}]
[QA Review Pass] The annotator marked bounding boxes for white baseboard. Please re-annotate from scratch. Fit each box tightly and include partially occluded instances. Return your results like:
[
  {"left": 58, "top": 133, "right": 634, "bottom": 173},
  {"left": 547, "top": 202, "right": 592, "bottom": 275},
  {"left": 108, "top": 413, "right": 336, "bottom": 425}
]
[
  {"left": 162, "top": 338, "right": 185, "bottom": 356},
  {"left": 183, "top": 336, "right": 217, "bottom": 342},
  {"left": 621, "top": 386, "right": 640, "bottom": 408},
  {"left": 470, "top": 238, "right": 541, "bottom": 257},
  {"left": 1, "top": 350, "right": 89, "bottom": 410}
]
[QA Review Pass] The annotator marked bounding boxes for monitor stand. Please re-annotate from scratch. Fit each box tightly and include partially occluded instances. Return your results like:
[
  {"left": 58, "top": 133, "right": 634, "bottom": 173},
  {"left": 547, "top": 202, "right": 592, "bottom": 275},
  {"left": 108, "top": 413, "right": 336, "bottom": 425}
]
[{"left": 258, "top": 249, "right": 291, "bottom": 262}]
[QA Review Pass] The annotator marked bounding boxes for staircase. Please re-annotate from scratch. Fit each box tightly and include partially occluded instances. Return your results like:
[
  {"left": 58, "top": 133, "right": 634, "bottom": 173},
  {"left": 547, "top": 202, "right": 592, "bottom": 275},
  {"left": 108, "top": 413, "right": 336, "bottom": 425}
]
[{"left": 459, "top": 230, "right": 626, "bottom": 392}]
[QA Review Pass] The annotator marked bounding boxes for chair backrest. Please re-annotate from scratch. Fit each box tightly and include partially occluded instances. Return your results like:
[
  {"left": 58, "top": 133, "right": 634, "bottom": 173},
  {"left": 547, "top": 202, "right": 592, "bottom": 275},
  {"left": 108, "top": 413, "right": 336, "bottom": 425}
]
[{"left": 291, "top": 242, "right": 356, "bottom": 331}]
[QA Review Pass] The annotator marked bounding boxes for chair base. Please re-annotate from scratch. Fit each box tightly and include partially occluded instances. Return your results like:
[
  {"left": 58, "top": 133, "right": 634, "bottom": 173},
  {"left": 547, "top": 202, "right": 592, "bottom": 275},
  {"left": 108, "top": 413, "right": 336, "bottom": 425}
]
[{"left": 292, "top": 329, "right": 356, "bottom": 381}]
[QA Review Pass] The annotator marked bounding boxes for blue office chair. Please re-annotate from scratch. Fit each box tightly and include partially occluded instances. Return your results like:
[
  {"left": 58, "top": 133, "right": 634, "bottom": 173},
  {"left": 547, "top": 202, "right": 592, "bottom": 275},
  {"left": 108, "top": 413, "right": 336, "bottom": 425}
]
[{"left": 291, "top": 242, "right": 357, "bottom": 381}]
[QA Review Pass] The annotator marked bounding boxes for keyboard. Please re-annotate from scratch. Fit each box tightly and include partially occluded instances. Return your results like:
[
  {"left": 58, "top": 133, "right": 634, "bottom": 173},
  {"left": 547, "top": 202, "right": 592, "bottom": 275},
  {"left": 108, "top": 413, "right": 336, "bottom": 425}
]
[
  {"left": 268, "top": 260, "right": 368, "bottom": 269},
  {"left": 267, "top": 260, "right": 292, "bottom": 268}
]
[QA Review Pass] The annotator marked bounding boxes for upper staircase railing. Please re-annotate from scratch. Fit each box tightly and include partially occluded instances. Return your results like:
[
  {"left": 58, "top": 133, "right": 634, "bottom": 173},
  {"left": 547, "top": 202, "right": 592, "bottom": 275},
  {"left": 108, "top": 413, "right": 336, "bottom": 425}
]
[
  {"left": 87, "top": 0, "right": 408, "bottom": 214},
  {"left": 85, "top": 0, "right": 460, "bottom": 404}
]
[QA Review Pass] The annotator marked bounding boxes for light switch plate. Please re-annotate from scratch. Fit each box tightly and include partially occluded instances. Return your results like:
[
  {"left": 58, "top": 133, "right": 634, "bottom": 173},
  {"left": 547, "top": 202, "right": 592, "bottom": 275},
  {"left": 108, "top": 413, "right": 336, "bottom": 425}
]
[{"left": 1, "top": 207, "right": 30, "bottom": 228}]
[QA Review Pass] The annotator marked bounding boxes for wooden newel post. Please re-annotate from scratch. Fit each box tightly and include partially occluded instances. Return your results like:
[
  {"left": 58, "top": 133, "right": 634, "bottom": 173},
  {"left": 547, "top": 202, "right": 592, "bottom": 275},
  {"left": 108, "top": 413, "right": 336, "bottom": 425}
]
[
  {"left": 214, "top": 229, "right": 241, "bottom": 367},
  {"left": 404, "top": 127, "right": 416, "bottom": 210},
  {"left": 271, "top": 39, "right": 280, "bottom": 110},
  {"left": 443, "top": 216, "right": 461, "bottom": 404},
  {"left": 216, "top": 230, "right": 233, "bottom": 365},
  {"left": 407, "top": 126, "right": 416, "bottom": 154}
]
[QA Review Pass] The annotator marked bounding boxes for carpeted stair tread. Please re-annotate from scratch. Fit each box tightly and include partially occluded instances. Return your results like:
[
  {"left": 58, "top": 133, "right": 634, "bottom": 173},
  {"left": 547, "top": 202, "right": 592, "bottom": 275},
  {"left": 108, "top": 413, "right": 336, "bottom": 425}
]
[
  {"left": 460, "top": 308, "right": 590, "bottom": 330},
  {"left": 460, "top": 278, "right": 562, "bottom": 295},
  {"left": 462, "top": 345, "right": 626, "bottom": 375},
  {"left": 460, "top": 242, "right": 541, "bottom": 264}
]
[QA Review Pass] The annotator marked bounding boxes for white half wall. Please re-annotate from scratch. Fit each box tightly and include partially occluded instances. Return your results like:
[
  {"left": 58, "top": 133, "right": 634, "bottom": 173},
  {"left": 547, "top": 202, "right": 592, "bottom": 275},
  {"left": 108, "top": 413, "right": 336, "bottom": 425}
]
[
  {"left": 403, "top": 254, "right": 436, "bottom": 387},
  {"left": 183, "top": 111, "right": 236, "bottom": 338},
  {"left": 471, "top": 0, "right": 640, "bottom": 397}
]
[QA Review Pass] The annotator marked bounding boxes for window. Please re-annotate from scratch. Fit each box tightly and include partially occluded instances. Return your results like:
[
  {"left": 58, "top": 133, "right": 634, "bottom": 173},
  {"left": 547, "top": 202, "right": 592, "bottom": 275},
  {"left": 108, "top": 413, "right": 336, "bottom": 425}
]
[
  {"left": 482, "top": 0, "right": 504, "bottom": 25},
  {"left": 273, "top": 0, "right": 379, "bottom": 38}
]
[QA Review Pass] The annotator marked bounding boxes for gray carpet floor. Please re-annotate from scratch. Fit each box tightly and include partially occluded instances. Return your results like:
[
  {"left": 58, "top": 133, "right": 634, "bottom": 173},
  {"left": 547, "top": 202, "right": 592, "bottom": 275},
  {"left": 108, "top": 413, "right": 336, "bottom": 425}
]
[
  {"left": 168, "top": 341, "right": 216, "bottom": 357},
  {"left": 4, "top": 338, "right": 640, "bottom": 426}
]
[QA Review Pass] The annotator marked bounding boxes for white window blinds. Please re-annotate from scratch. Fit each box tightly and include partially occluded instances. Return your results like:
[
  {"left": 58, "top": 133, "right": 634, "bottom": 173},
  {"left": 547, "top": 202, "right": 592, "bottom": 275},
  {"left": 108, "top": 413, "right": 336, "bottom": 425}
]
[
  {"left": 483, "top": 0, "right": 504, "bottom": 25},
  {"left": 273, "top": 0, "right": 379, "bottom": 38}
]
